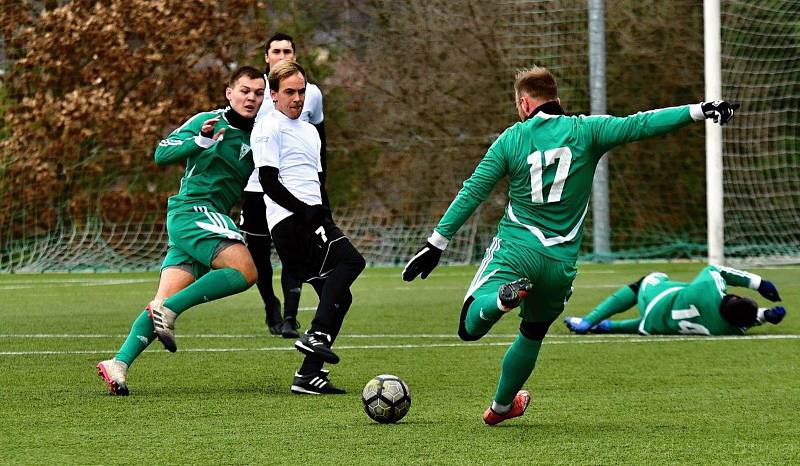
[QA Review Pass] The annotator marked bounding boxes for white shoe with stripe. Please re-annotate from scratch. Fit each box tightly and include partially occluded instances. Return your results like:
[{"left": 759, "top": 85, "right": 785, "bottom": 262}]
[{"left": 149, "top": 299, "right": 178, "bottom": 353}]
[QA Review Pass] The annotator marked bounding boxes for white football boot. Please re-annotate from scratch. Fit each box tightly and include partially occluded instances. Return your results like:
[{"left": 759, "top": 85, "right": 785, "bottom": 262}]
[
  {"left": 148, "top": 299, "right": 178, "bottom": 353},
  {"left": 96, "top": 359, "right": 129, "bottom": 396}
]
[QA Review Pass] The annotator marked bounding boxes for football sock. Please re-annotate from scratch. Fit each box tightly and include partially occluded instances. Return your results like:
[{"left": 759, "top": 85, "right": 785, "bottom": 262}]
[
  {"left": 583, "top": 285, "right": 637, "bottom": 324},
  {"left": 164, "top": 268, "right": 249, "bottom": 315},
  {"left": 464, "top": 292, "right": 505, "bottom": 337},
  {"left": 308, "top": 241, "right": 363, "bottom": 334},
  {"left": 115, "top": 309, "right": 155, "bottom": 366},
  {"left": 491, "top": 400, "right": 511, "bottom": 414},
  {"left": 609, "top": 318, "right": 641, "bottom": 333},
  {"left": 298, "top": 356, "right": 324, "bottom": 375},
  {"left": 282, "top": 270, "right": 302, "bottom": 319},
  {"left": 246, "top": 233, "right": 278, "bottom": 313},
  {"left": 493, "top": 333, "right": 542, "bottom": 406}
]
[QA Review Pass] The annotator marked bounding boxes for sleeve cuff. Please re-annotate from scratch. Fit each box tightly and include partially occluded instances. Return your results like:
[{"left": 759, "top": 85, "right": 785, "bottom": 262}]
[
  {"left": 749, "top": 274, "right": 762, "bottom": 290},
  {"left": 194, "top": 135, "right": 215, "bottom": 149},
  {"left": 428, "top": 230, "right": 449, "bottom": 250},
  {"left": 689, "top": 103, "right": 705, "bottom": 121}
]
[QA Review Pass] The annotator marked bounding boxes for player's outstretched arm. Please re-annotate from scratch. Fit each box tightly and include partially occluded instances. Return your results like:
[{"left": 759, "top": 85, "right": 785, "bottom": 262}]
[
  {"left": 588, "top": 100, "right": 740, "bottom": 155},
  {"left": 154, "top": 113, "right": 222, "bottom": 166}
]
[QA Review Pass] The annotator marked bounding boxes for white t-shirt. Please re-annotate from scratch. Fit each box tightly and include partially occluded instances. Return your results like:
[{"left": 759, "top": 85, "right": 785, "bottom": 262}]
[
  {"left": 246, "top": 78, "right": 324, "bottom": 192},
  {"left": 251, "top": 109, "right": 323, "bottom": 230}
]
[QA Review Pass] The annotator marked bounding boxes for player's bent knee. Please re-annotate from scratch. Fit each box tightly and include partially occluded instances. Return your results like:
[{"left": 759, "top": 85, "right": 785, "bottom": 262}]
[
  {"left": 457, "top": 298, "right": 484, "bottom": 341},
  {"left": 519, "top": 320, "right": 553, "bottom": 341}
]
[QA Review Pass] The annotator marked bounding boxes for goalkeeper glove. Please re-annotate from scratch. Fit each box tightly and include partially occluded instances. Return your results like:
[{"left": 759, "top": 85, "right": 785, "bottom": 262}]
[
  {"left": 763, "top": 306, "right": 786, "bottom": 325},
  {"left": 701, "top": 100, "right": 740, "bottom": 125},
  {"left": 402, "top": 242, "right": 443, "bottom": 281},
  {"left": 757, "top": 279, "right": 781, "bottom": 302}
]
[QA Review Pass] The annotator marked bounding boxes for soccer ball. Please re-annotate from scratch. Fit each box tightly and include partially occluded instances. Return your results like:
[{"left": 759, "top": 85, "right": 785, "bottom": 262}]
[{"left": 362, "top": 374, "right": 411, "bottom": 424}]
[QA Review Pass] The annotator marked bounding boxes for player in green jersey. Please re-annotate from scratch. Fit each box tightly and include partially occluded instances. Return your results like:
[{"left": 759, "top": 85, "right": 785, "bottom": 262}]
[
  {"left": 564, "top": 265, "right": 786, "bottom": 336},
  {"left": 403, "top": 65, "right": 740, "bottom": 425},
  {"left": 96, "top": 67, "right": 266, "bottom": 396}
]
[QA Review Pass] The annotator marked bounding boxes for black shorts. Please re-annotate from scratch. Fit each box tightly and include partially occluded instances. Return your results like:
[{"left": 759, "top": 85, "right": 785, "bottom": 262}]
[
  {"left": 239, "top": 191, "right": 269, "bottom": 237},
  {"left": 271, "top": 214, "right": 348, "bottom": 282}
]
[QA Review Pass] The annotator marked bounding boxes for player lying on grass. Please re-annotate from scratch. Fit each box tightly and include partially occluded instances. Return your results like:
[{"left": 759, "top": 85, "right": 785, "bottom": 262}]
[
  {"left": 564, "top": 265, "right": 786, "bottom": 336},
  {"left": 403, "top": 65, "right": 740, "bottom": 425},
  {"left": 96, "top": 67, "right": 265, "bottom": 396}
]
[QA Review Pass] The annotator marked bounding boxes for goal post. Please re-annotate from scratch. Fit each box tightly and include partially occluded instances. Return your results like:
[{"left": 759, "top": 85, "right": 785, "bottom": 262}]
[{"left": 704, "top": 0, "right": 724, "bottom": 265}]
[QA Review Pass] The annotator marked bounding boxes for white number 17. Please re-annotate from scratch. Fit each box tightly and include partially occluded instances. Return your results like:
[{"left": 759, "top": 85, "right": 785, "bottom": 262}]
[{"left": 528, "top": 147, "right": 573, "bottom": 203}]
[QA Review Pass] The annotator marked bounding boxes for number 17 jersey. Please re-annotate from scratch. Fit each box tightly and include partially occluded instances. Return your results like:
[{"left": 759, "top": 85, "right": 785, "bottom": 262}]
[{"left": 434, "top": 103, "right": 704, "bottom": 262}]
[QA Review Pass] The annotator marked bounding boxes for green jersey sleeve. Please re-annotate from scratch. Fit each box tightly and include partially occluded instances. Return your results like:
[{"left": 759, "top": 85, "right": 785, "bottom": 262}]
[
  {"left": 434, "top": 135, "right": 508, "bottom": 239},
  {"left": 585, "top": 104, "right": 701, "bottom": 155},
  {"left": 154, "top": 111, "right": 219, "bottom": 166},
  {"left": 706, "top": 265, "right": 761, "bottom": 290}
]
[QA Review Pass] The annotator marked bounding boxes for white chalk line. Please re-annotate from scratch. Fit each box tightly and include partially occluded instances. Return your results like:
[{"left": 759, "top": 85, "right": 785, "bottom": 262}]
[{"left": 0, "top": 334, "right": 796, "bottom": 356}]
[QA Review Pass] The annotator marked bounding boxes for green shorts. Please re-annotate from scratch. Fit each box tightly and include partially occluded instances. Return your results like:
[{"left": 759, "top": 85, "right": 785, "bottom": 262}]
[
  {"left": 466, "top": 237, "right": 577, "bottom": 323},
  {"left": 162, "top": 205, "right": 245, "bottom": 278}
]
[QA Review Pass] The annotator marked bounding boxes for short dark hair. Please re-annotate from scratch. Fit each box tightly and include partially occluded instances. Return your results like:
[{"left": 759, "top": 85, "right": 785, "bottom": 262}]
[
  {"left": 719, "top": 294, "right": 759, "bottom": 327},
  {"left": 268, "top": 60, "right": 306, "bottom": 92},
  {"left": 265, "top": 32, "right": 296, "bottom": 54},
  {"left": 228, "top": 66, "right": 265, "bottom": 88}
]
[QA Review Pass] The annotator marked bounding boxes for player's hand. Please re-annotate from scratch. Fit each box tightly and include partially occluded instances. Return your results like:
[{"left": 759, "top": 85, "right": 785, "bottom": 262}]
[
  {"left": 757, "top": 280, "right": 781, "bottom": 302},
  {"left": 764, "top": 306, "right": 786, "bottom": 325},
  {"left": 701, "top": 101, "right": 740, "bottom": 125},
  {"left": 301, "top": 204, "right": 331, "bottom": 228},
  {"left": 402, "top": 242, "right": 442, "bottom": 281},
  {"left": 200, "top": 117, "right": 225, "bottom": 140}
]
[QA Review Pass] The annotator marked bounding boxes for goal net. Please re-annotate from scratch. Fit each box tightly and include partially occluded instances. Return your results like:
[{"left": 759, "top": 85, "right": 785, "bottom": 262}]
[
  {"left": 719, "top": 0, "right": 800, "bottom": 264},
  {"left": 1, "top": 0, "right": 797, "bottom": 272}
]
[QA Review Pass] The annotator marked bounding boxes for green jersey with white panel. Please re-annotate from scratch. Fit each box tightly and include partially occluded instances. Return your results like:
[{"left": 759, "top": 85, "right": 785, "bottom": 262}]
[
  {"left": 637, "top": 265, "right": 762, "bottom": 335},
  {"left": 434, "top": 103, "right": 704, "bottom": 262},
  {"left": 154, "top": 109, "right": 255, "bottom": 271}
]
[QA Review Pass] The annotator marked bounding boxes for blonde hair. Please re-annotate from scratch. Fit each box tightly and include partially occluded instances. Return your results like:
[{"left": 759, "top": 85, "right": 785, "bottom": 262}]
[
  {"left": 268, "top": 60, "right": 306, "bottom": 91},
  {"left": 514, "top": 66, "right": 558, "bottom": 100}
]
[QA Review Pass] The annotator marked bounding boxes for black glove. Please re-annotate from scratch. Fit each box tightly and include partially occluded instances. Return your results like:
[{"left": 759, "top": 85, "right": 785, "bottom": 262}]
[
  {"left": 757, "top": 280, "right": 781, "bottom": 302},
  {"left": 300, "top": 204, "right": 331, "bottom": 228},
  {"left": 701, "top": 100, "right": 740, "bottom": 125},
  {"left": 402, "top": 242, "right": 442, "bottom": 281}
]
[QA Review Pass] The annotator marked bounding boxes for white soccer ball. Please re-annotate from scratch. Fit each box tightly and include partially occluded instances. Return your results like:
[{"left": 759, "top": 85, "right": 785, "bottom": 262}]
[{"left": 362, "top": 374, "right": 411, "bottom": 424}]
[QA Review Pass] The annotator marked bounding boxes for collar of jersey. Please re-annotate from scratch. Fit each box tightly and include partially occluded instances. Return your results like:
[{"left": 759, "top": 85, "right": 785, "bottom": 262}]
[
  {"left": 271, "top": 108, "right": 302, "bottom": 124},
  {"left": 528, "top": 100, "right": 565, "bottom": 121}
]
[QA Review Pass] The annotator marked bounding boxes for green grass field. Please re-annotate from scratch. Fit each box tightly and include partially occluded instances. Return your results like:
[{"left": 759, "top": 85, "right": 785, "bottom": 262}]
[{"left": 1, "top": 262, "right": 798, "bottom": 465}]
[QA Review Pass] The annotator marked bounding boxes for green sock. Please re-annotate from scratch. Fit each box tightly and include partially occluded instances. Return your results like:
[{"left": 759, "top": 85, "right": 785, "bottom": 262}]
[
  {"left": 584, "top": 285, "right": 637, "bottom": 324},
  {"left": 115, "top": 309, "right": 155, "bottom": 366},
  {"left": 164, "top": 268, "right": 249, "bottom": 315},
  {"left": 493, "top": 333, "right": 542, "bottom": 405},
  {"left": 464, "top": 292, "right": 505, "bottom": 337},
  {"left": 610, "top": 318, "right": 641, "bottom": 333}
]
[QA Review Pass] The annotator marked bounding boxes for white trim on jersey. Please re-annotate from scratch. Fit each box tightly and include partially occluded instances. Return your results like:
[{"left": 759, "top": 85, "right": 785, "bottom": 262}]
[
  {"left": 506, "top": 201, "right": 589, "bottom": 247},
  {"left": 464, "top": 237, "right": 502, "bottom": 302},
  {"left": 638, "top": 286, "right": 682, "bottom": 335}
]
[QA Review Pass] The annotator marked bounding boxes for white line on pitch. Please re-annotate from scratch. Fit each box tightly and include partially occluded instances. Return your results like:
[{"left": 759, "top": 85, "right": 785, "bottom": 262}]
[
  {"left": 0, "top": 333, "right": 795, "bottom": 339},
  {"left": 0, "top": 334, "right": 797, "bottom": 356}
]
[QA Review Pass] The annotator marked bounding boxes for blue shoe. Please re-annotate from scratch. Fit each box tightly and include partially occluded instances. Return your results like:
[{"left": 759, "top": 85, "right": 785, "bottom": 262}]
[
  {"left": 591, "top": 320, "right": 612, "bottom": 333},
  {"left": 564, "top": 316, "right": 593, "bottom": 334}
]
